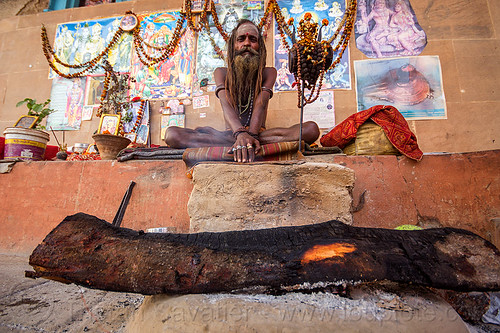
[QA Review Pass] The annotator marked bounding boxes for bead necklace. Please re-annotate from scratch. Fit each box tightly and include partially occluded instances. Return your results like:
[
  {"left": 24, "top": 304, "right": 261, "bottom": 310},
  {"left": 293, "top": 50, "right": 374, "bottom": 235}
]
[
  {"left": 238, "top": 90, "right": 254, "bottom": 127},
  {"left": 184, "top": 0, "right": 211, "bottom": 33},
  {"left": 327, "top": 0, "right": 357, "bottom": 70}
]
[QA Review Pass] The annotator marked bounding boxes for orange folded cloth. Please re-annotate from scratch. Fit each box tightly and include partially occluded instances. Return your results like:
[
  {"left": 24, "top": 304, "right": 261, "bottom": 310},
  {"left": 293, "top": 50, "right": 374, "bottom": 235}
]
[{"left": 320, "top": 105, "right": 423, "bottom": 161}]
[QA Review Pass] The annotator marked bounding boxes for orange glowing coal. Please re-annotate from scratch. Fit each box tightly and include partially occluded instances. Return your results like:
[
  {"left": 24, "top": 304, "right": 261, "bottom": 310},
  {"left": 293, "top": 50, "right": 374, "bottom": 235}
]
[{"left": 301, "top": 243, "right": 356, "bottom": 264}]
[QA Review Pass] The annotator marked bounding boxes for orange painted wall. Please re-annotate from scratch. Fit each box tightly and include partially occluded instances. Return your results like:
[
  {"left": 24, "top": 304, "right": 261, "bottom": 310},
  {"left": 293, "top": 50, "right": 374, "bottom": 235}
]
[
  {"left": 0, "top": 160, "right": 193, "bottom": 254},
  {"left": 1, "top": 150, "right": 499, "bottom": 254}
]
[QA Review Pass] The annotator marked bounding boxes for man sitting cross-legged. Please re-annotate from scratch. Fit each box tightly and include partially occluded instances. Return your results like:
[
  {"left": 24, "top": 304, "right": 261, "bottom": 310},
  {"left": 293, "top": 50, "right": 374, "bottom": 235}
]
[{"left": 165, "top": 19, "right": 320, "bottom": 163}]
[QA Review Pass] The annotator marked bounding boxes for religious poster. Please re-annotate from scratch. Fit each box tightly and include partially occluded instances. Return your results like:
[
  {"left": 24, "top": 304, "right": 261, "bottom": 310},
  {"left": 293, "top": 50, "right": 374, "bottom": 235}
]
[
  {"left": 195, "top": 0, "right": 265, "bottom": 85},
  {"left": 120, "top": 100, "right": 150, "bottom": 135},
  {"left": 130, "top": 11, "right": 196, "bottom": 100},
  {"left": 136, "top": 124, "right": 150, "bottom": 145},
  {"left": 274, "top": 0, "right": 351, "bottom": 91},
  {"left": 354, "top": 56, "right": 446, "bottom": 120},
  {"left": 161, "top": 114, "right": 185, "bottom": 140},
  {"left": 50, "top": 16, "right": 133, "bottom": 78},
  {"left": 85, "top": 75, "right": 106, "bottom": 106},
  {"left": 165, "top": 99, "right": 185, "bottom": 114},
  {"left": 354, "top": 0, "right": 427, "bottom": 58},
  {"left": 303, "top": 90, "right": 335, "bottom": 128},
  {"left": 47, "top": 77, "right": 86, "bottom": 130}
]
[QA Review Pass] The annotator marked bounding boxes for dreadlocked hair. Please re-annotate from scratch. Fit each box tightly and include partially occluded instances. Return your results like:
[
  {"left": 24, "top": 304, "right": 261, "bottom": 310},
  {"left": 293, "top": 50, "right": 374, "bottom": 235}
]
[{"left": 225, "top": 19, "right": 267, "bottom": 108}]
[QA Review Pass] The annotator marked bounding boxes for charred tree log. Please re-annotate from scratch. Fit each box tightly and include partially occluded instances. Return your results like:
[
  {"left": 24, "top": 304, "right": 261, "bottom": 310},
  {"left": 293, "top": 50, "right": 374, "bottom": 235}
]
[{"left": 27, "top": 213, "right": 500, "bottom": 295}]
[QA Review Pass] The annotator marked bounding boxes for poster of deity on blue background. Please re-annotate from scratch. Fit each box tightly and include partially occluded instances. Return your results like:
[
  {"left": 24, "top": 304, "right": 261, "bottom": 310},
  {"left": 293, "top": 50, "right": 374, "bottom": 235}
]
[
  {"left": 50, "top": 16, "right": 133, "bottom": 78},
  {"left": 130, "top": 11, "right": 195, "bottom": 100},
  {"left": 274, "top": 0, "right": 351, "bottom": 92},
  {"left": 195, "top": 0, "right": 265, "bottom": 87}
]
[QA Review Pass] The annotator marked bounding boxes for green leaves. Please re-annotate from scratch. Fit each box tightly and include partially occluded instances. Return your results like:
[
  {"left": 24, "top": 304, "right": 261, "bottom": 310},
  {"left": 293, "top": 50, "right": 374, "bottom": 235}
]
[{"left": 16, "top": 98, "right": 55, "bottom": 130}]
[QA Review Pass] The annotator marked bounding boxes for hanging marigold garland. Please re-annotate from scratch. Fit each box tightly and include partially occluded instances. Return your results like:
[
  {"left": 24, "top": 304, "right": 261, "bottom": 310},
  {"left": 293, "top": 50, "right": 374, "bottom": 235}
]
[
  {"left": 271, "top": 0, "right": 357, "bottom": 107},
  {"left": 40, "top": 0, "right": 357, "bottom": 110},
  {"left": 41, "top": 24, "right": 124, "bottom": 78}
]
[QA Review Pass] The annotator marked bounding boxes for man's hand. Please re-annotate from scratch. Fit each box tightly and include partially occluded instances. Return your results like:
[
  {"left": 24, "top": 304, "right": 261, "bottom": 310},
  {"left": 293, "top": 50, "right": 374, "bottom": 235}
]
[{"left": 228, "top": 132, "right": 261, "bottom": 163}]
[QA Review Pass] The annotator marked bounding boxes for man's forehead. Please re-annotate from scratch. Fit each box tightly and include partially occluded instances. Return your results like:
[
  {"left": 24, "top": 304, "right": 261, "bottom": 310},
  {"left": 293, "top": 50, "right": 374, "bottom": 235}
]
[{"left": 236, "top": 23, "right": 259, "bottom": 37}]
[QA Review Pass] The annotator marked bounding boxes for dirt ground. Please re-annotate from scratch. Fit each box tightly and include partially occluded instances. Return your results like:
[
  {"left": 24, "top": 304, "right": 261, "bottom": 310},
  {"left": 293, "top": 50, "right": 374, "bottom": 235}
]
[{"left": 0, "top": 253, "right": 144, "bottom": 333}]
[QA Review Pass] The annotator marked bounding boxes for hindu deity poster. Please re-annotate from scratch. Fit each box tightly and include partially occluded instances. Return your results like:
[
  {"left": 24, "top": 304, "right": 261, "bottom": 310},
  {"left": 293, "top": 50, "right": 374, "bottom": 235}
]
[
  {"left": 274, "top": 0, "right": 351, "bottom": 91},
  {"left": 50, "top": 16, "right": 133, "bottom": 78},
  {"left": 85, "top": 75, "right": 106, "bottom": 106},
  {"left": 121, "top": 100, "right": 150, "bottom": 135},
  {"left": 195, "top": 0, "right": 265, "bottom": 86},
  {"left": 129, "top": 11, "right": 195, "bottom": 100},
  {"left": 47, "top": 77, "right": 87, "bottom": 130},
  {"left": 160, "top": 114, "right": 185, "bottom": 140},
  {"left": 354, "top": 56, "right": 446, "bottom": 120},
  {"left": 354, "top": 0, "right": 427, "bottom": 58}
]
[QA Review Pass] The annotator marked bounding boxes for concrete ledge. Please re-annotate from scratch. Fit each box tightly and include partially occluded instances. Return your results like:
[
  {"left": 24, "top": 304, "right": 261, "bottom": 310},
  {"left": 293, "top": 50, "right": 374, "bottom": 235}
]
[{"left": 188, "top": 162, "right": 355, "bottom": 232}]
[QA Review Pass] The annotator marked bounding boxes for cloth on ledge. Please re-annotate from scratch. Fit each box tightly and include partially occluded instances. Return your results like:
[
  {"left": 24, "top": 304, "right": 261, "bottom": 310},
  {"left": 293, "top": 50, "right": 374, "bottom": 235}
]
[
  {"left": 320, "top": 105, "right": 423, "bottom": 161},
  {"left": 117, "top": 146, "right": 185, "bottom": 162},
  {"left": 182, "top": 141, "right": 301, "bottom": 168},
  {"left": 0, "top": 158, "right": 23, "bottom": 173}
]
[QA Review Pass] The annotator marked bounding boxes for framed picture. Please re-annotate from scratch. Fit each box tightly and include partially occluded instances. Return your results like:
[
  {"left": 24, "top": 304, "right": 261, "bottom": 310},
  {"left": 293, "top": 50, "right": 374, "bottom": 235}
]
[
  {"left": 120, "top": 13, "right": 138, "bottom": 32},
  {"left": 160, "top": 114, "right": 185, "bottom": 140},
  {"left": 124, "top": 133, "right": 136, "bottom": 143},
  {"left": 14, "top": 115, "right": 38, "bottom": 129},
  {"left": 85, "top": 75, "right": 106, "bottom": 106},
  {"left": 136, "top": 124, "right": 149, "bottom": 144},
  {"left": 97, "top": 114, "right": 121, "bottom": 135}
]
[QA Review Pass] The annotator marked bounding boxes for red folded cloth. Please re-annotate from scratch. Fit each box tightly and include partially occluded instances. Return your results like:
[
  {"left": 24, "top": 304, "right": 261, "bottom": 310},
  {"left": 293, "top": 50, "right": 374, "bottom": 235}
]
[{"left": 320, "top": 105, "right": 423, "bottom": 161}]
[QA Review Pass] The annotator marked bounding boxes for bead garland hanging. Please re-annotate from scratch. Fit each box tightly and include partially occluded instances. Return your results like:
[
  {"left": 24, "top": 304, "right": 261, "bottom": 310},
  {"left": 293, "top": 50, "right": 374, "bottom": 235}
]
[
  {"left": 40, "top": 0, "right": 356, "bottom": 109},
  {"left": 272, "top": 0, "right": 357, "bottom": 107}
]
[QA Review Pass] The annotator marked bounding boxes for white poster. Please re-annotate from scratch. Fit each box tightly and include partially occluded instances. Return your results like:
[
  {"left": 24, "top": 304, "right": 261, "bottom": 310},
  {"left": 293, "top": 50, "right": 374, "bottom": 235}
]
[{"left": 303, "top": 90, "right": 335, "bottom": 129}]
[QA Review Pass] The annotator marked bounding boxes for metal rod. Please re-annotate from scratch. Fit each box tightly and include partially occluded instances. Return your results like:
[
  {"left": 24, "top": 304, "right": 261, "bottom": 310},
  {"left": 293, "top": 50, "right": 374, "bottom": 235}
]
[
  {"left": 298, "top": 82, "right": 305, "bottom": 152},
  {"left": 49, "top": 126, "right": 62, "bottom": 150},
  {"left": 112, "top": 181, "right": 136, "bottom": 227}
]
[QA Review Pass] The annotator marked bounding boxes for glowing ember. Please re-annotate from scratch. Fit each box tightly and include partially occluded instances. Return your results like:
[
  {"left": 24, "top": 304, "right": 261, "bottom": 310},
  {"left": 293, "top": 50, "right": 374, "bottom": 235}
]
[{"left": 301, "top": 243, "right": 356, "bottom": 264}]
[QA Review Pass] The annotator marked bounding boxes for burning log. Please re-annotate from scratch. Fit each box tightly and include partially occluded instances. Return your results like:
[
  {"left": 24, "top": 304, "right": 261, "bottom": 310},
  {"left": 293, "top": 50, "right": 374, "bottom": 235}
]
[{"left": 27, "top": 213, "right": 500, "bottom": 295}]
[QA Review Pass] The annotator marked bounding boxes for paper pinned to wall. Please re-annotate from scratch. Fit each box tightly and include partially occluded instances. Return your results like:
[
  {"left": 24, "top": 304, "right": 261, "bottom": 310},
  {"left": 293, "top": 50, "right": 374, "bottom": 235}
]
[
  {"left": 193, "top": 95, "right": 210, "bottom": 109},
  {"left": 303, "top": 90, "right": 335, "bottom": 129},
  {"left": 82, "top": 105, "right": 94, "bottom": 121}
]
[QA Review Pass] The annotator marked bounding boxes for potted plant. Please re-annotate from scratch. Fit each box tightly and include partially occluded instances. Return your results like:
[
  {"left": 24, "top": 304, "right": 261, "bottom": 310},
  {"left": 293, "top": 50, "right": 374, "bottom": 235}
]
[
  {"left": 15, "top": 98, "right": 55, "bottom": 130},
  {"left": 3, "top": 98, "right": 55, "bottom": 161},
  {"left": 92, "top": 60, "right": 135, "bottom": 159}
]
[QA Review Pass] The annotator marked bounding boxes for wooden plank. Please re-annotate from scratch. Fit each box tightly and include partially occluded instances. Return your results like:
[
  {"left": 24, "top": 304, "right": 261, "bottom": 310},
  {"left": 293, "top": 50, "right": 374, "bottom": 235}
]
[{"left": 26, "top": 213, "right": 500, "bottom": 295}]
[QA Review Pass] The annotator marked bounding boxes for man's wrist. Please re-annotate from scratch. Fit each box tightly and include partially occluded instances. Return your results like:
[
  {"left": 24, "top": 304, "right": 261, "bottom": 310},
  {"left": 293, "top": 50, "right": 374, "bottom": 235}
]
[
  {"left": 248, "top": 132, "right": 259, "bottom": 140},
  {"left": 233, "top": 127, "right": 248, "bottom": 139}
]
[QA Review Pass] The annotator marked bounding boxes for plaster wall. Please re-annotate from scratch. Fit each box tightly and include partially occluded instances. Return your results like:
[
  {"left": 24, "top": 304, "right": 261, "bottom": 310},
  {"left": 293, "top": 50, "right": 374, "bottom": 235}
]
[
  {"left": 0, "top": 151, "right": 498, "bottom": 254},
  {"left": 0, "top": 0, "right": 498, "bottom": 152}
]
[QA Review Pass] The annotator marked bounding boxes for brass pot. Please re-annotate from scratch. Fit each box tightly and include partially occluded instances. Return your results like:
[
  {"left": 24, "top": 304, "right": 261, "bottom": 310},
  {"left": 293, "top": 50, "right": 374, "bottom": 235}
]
[{"left": 92, "top": 134, "right": 131, "bottom": 160}]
